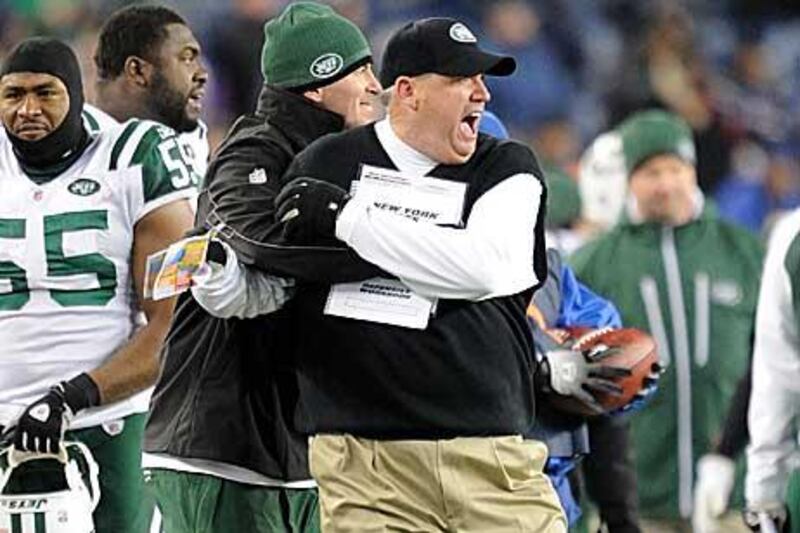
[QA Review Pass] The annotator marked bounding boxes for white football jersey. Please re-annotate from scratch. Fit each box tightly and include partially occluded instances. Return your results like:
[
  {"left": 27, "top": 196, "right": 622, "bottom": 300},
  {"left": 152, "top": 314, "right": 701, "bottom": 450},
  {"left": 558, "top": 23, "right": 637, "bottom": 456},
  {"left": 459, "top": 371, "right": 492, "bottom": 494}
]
[
  {"left": 83, "top": 103, "right": 209, "bottom": 186},
  {"left": 0, "top": 119, "right": 195, "bottom": 429}
]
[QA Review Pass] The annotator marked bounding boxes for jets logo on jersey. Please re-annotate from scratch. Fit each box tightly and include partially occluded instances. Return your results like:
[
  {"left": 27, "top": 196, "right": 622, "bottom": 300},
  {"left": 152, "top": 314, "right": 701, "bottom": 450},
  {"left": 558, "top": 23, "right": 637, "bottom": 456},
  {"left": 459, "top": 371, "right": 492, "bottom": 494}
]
[
  {"left": 711, "top": 279, "right": 743, "bottom": 306},
  {"left": 0, "top": 441, "right": 100, "bottom": 533},
  {"left": 67, "top": 178, "right": 101, "bottom": 197},
  {"left": 0, "top": 497, "right": 48, "bottom": 510},
  {"left": 310, "top": 53, "right": 344, "bottom": 79}
]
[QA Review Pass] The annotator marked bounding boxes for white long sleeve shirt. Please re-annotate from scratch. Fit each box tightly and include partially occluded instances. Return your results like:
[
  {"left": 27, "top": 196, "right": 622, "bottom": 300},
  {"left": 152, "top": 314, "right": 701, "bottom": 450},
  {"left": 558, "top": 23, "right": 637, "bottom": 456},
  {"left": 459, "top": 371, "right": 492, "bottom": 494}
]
[
  {"left": 190, "top": 240, "right": 293, "bottom": 319},
  {"left": 746, "top": 209, "right": 800, "bottom": 506},
  {"left": 334, "top": 119, "right": 542, "bottom": 301}
]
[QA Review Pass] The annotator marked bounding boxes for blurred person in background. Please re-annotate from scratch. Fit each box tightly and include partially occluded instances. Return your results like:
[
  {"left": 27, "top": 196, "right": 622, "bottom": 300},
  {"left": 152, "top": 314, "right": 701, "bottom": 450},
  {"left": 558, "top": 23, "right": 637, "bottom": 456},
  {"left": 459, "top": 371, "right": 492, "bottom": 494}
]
[
  {"left": 570, "top": 109, "right": 762, "bottom": 533},
  {"left": 606, "top": 2, "right": 731, "bottom": 195},
  {"left": 204, "top": 0, "right": 281, "bottom": 125},
  {"left": 714, "top": 141, "right": 800, "bottom": 235},
  {"left": 529, "top": 114, "right": 585, "bottom": 253},
  {"left": 577, "top": 129, "right": 628, "bottom": 238},
  {"left": 480, "top": 0, "right": 576, "bottom": 138},
  {"left": 532, "top": 114, "right": 582, "bottom": 174},
  {"left": 715, "top": 40, "right": 793, "bottom": 147}
]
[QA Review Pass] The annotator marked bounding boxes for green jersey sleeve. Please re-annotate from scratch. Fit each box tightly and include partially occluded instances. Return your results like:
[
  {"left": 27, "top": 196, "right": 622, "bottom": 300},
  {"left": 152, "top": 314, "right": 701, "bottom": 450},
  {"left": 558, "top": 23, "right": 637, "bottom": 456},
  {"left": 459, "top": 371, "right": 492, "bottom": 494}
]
[
  {"left": 784, "top": 231, "right": 800, "bottom": 321},
  {"left": 109, "top": 120, "right": 197, "bottom": 220}
]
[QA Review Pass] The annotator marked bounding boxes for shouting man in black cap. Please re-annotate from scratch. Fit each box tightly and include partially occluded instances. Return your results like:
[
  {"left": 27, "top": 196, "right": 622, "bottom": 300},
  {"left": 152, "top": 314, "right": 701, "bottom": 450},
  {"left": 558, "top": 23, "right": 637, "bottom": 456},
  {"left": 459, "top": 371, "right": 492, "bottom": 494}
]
[
  {"left": 262, "top": 17, "right": 565, "bottom": 531},
  {"left": 0, "top": 37, "right": 194, "bottom": 532}
]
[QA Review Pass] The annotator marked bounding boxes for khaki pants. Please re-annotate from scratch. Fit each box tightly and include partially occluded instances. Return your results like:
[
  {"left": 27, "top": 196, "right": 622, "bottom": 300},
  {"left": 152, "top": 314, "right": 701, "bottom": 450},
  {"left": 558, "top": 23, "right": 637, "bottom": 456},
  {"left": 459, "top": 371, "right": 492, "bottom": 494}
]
[{"left": 309, "top": 434, "right": 567, "bottom": 532}]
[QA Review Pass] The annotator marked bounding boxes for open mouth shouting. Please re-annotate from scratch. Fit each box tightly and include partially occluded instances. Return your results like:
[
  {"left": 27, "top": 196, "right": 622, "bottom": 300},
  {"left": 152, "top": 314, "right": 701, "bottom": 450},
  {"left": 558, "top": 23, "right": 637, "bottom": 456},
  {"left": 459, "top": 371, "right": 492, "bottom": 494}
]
[
  {"left": 186, "top": 87, "right": 205, "bottom": 115},
  {"left": 459, "top": 110, "right": 482, "bottom": 140}
]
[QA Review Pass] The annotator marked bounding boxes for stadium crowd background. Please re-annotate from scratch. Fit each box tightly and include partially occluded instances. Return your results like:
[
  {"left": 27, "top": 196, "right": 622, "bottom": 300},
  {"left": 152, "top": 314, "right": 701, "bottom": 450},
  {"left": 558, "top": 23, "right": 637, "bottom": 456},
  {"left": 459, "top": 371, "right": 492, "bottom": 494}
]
[{"left": 2, "top": 0, "right": 800, "bottom": 236}]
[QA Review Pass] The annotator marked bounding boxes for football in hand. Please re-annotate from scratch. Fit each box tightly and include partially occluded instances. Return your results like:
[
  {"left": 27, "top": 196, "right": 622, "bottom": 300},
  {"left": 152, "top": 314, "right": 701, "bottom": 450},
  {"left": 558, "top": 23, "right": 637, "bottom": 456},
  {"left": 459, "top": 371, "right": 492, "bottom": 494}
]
[{"left": 547, "top": 326, "right": 659, "bottom": 416}]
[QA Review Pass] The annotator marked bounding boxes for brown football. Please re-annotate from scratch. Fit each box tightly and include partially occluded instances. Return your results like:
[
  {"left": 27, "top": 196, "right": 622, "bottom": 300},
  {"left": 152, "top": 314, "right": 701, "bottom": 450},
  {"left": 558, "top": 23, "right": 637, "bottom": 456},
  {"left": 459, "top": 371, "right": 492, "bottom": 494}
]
[{"left": 547, "top": 327, "right": 660, "bottom": 416}]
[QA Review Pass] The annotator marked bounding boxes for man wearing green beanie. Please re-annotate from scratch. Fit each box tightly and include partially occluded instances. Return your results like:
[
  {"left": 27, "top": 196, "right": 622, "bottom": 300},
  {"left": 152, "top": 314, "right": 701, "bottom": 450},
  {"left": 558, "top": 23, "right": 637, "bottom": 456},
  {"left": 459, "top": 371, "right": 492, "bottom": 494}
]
[
  {"left": 570, "top": 109, "right": 762, "bottom": 532},
  {"left": 143, "top": 3, "right": 380, "bottom": 532}
]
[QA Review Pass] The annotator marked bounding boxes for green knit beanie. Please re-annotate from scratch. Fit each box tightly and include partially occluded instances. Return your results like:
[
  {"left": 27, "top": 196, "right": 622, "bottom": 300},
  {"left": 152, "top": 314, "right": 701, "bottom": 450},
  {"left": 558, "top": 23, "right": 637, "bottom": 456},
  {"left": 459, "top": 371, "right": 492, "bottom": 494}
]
[
  {"left": 261, "top": 2, "right": 371, "bottom": 89},
  {"left": 619, "top": 109, "right": 696, "bottom": 175}
]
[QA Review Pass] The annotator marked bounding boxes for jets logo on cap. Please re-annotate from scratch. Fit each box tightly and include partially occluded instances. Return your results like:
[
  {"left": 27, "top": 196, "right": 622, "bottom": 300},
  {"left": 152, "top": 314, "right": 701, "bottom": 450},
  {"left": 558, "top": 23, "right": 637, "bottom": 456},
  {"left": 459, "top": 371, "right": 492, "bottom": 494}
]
[
  {"left": 449, "top": 22, "right": 477, "bottom": 43},
  {"left": 310, "top": 53, "right": 344, "bottom": 79},
  {"left": 677, "top": 138, "right": 696, "bottom": 162}
]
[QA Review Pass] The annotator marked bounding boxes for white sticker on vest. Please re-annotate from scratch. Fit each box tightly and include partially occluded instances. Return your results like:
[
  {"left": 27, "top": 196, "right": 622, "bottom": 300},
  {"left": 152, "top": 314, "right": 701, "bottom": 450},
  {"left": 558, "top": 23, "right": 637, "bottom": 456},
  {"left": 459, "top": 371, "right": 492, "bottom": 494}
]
[{"left": 324, "top": 165, "right": 465, "bottom": 328}]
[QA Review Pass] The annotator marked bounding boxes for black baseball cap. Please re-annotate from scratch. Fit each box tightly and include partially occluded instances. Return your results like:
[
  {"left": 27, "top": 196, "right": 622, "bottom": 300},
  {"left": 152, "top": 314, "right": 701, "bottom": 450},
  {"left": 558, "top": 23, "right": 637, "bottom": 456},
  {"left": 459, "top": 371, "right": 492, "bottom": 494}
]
[{"left": 379, "top": 17, "right": 516, "bottom": 87}]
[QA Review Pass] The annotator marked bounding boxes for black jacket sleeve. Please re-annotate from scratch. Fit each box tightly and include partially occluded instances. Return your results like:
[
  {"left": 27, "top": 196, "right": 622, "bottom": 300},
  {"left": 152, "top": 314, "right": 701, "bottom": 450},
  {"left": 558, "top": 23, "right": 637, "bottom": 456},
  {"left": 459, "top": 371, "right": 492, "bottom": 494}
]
[{"left": 196, "top": 121, "right": 380, "bottom": 283}]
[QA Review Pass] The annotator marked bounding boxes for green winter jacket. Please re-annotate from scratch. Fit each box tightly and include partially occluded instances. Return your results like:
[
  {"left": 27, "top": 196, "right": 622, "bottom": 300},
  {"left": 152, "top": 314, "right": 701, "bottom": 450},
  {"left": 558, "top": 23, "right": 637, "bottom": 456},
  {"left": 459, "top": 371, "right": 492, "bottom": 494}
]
[{"left": 570, "top": 202, "right": 763, "bottom": 520}]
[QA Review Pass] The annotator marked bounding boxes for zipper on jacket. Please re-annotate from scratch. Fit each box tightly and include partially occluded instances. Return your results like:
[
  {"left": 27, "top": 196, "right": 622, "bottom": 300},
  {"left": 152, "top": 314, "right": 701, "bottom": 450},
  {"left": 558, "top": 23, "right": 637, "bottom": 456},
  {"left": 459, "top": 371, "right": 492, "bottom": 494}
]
[
  {"left": 661, "top": 227, "right": 694, "bottom": 518},
  {"left": 639, "top": 277, "right": 672, "bottom": 368},
  {"left": 694, "top": 272, "right": 710, "bottom": 367}
]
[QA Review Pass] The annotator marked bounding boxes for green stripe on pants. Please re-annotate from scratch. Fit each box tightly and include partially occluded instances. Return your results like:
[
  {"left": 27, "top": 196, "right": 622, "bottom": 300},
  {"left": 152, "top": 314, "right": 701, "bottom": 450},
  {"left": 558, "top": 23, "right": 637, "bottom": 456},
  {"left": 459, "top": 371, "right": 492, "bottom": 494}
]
[{"left": 67, "top": 413, "right": 152, "bottom": 533}]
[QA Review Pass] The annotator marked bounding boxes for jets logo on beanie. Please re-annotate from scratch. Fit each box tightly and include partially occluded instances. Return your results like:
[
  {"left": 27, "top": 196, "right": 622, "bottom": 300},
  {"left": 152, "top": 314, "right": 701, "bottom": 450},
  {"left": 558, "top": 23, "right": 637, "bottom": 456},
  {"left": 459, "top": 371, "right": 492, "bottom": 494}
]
[{"left": 261, "top": 2, "right": 371, "bottom": 90}]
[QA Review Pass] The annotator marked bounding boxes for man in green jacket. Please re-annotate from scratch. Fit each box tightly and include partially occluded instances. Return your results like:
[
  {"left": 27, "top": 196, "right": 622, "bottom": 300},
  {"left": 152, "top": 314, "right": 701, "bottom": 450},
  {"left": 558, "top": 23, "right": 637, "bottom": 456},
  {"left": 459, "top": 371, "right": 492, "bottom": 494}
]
[{"left": 570, "top": 109, "right": 762, "bottom": 532}]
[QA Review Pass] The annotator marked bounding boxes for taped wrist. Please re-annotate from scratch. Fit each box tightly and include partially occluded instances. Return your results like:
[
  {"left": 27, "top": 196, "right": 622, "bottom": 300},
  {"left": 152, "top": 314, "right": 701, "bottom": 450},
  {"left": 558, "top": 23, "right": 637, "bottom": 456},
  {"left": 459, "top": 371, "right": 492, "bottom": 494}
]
[{"left": 59, "top": 372, "right": 101, "bottom": 413}]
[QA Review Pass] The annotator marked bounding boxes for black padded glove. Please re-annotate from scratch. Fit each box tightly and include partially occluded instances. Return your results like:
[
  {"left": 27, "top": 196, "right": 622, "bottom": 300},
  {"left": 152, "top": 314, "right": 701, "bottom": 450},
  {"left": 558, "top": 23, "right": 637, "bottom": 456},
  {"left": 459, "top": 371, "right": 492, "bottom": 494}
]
[
  {"left": 275, "top": 177, "right": 350, "bottom": 244},
  {"left": 12, "top": 373, "right": 100, "bottom": 453}
]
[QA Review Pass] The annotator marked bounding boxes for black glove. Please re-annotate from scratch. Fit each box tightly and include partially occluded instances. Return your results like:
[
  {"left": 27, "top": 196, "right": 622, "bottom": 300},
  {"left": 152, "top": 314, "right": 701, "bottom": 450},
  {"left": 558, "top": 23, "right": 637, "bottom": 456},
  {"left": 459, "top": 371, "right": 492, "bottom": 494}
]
[
  {"left": 12, "top": 373, "right": 100, "bottom": 453},
  {"left": 539, "top": 345, "right": 631, "bottom": 416},
  {"left": 274, "top": 177, "right": 350, "bottom": 244},
  {"left": 743, "top": 505, "right": 790, "bottom": 532},
  {"left": 206, "top": 239, "right": 228, "bottom": 266}
]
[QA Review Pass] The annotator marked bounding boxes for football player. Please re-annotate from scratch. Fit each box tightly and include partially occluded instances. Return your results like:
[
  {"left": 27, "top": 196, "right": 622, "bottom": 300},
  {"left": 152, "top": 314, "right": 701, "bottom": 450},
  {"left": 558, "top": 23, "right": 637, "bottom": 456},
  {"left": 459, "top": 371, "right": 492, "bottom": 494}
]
[
  {"left": 0, "top": 38, "right": 194, "bottom": 532},
  {"left": 0, "top": 6, "right": 210, "bottom": 190},
  {"left": 92, "top": 5, "right": 209, "bottom": 187}
]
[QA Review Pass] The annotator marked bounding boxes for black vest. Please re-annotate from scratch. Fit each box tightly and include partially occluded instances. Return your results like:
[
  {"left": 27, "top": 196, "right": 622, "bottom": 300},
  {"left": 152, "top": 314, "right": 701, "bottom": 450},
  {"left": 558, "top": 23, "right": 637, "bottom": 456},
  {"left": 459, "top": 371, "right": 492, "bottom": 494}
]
[{"left": 284, "top": 125, "right": 548, "bottom": 438}]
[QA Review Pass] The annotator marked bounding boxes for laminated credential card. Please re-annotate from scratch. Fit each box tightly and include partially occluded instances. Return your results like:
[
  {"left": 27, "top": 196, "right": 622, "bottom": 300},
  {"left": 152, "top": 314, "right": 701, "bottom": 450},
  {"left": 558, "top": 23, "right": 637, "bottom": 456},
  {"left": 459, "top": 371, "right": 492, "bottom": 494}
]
[
  {"left": 144, "top": 233, "right": 212, "bottom": 300},
  {"left": 324, "top": 166, "right": 465, "bottom": 329}
]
